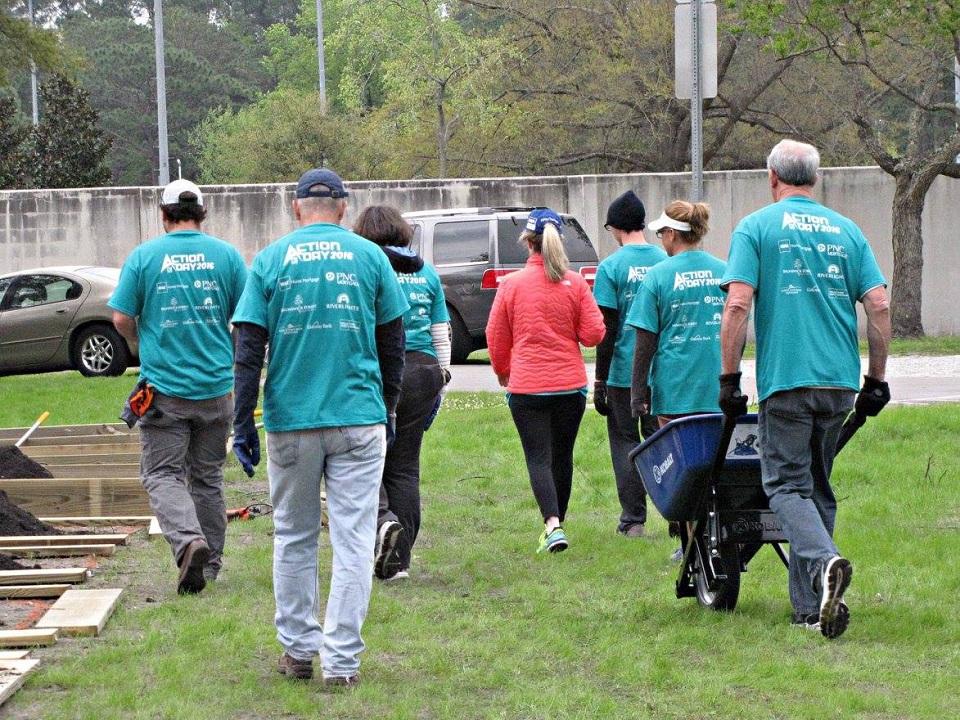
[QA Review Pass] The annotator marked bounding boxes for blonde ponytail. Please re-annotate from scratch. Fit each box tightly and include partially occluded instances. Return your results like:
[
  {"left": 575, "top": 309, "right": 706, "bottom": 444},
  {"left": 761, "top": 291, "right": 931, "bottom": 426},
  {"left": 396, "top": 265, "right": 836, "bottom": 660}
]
[{"left": 540, "top": 223, "right": 569, "bottom": 282}]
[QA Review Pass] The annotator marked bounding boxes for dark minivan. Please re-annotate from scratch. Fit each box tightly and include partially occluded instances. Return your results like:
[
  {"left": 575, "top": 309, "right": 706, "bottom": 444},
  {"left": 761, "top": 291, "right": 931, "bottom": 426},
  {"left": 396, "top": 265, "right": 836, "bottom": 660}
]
[{"left": 403, "top": 207, "right": 599, "bottom": 362}]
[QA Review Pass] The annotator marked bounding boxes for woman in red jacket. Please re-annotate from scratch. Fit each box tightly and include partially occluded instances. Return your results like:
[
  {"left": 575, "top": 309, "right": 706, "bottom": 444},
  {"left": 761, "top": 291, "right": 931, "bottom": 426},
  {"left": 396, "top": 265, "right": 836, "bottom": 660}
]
[{"left": 486, "top": 208, "right": 606, "bottom": 554}]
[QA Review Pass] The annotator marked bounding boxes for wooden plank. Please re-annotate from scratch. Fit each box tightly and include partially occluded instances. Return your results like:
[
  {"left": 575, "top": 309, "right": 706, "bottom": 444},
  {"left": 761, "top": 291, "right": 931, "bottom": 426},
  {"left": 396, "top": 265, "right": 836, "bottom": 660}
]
[
  {"left": 0, "top": 534, "right": 129, "bottom": 547},
  {"left": 0, "top": 584, "right": 71, "bottom": 599},
  {"left": 21, "top": 434, "right": 139, "bottom": 447},
  {"left": 0, "top": 478, "right": 151, "bottom": 517},
  {"left": 23, "top": 452, "right": 141, "bottom": 465},
  {"left": 0, "top": 568, "right": 88, "bottom": 586},
  {"left": 46, "top": 464, "right": 140, "bottom": 479},
  {"left": 0, "top": 658, "right": 40, "bottom": 707},
  {"left": 38, "top": 515, "right": 152, "bottom": 525},
  {"left": 0, "top": 652, "right": 29, "bottom": 660},
  {"left": 21, "top": 443, "right": 140, "bottom": 458},
  {"left": 0, "top": 423, "right": 134, "bottom": 441},
  {"left": 36, "top": 588, "right": 123, "bottom": 637},
  {"left": 0, "top": 629, "right": 57, "bottom": 648},
  {"left": 0, "top": 544, "right": 116, "bottom": 558}
]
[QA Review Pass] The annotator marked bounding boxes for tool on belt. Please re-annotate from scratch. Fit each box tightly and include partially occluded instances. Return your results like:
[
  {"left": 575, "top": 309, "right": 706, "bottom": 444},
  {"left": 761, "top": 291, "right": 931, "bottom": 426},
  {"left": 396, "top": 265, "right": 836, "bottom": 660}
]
[
  {"left": 226, "top": 502, "right": 273, "bottom": 522},
  {"left": 120, "top": 379, "right": 160, "bottom": 428}
]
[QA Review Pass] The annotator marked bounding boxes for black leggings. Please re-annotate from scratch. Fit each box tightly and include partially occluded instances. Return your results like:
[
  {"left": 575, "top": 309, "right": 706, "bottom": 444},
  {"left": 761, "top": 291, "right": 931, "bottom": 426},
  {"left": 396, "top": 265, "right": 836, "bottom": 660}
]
[{"left": 507, "top": 392, "right": 587, "bottom": 522}]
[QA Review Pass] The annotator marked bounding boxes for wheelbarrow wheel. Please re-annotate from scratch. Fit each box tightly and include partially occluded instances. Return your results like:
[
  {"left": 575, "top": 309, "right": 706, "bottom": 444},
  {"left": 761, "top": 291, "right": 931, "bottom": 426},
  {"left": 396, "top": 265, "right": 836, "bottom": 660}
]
[{"left": 692, "top": 539, "right": 741, "bottom": 611}]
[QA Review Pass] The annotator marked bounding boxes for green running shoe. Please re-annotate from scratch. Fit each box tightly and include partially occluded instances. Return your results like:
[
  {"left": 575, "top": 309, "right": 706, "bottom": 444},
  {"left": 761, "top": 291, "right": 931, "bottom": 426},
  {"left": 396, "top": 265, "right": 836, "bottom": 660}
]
[{"left": 537, "top": 527, "right": 569, "bottom": 554}]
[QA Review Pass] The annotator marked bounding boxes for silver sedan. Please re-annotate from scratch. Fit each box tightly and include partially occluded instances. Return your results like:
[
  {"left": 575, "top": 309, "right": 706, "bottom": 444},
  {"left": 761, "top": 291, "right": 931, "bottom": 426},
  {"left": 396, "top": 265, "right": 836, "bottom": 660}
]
[{"left": 0, "top": 266, "right": 139, "bottom": 377}]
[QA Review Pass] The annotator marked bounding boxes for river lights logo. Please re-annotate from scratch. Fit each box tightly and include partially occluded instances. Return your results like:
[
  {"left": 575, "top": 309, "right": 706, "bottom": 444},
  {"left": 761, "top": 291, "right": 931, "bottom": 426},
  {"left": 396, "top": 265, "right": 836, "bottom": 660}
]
[{"left": 161, "top": 253, "right": 215, "bottom": 273}]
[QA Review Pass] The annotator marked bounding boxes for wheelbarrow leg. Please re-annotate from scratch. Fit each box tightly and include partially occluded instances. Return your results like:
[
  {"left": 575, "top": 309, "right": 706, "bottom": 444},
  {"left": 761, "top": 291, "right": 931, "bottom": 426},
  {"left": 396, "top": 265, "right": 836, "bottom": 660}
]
[
  {"left": 675, "top": 520, "right": 698, "bottom": 598},
  {"left": 771, "top": 541, "right": 790, "bottom": 569}
]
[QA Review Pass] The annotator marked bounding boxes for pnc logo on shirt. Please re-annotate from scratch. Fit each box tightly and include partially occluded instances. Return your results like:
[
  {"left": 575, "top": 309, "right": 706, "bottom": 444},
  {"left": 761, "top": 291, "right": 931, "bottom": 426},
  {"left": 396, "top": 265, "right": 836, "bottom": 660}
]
[
  {"left": 283, "top": 241, "right": 355, "bottom": 266},
  {"left": 161, "top": 253, "right": 215, "bottom": 273}
]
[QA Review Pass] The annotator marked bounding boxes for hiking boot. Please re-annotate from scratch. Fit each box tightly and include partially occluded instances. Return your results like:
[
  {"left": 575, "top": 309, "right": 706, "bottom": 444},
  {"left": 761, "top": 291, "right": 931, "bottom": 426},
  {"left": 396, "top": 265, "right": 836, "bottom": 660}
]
[
  {"left": 177, "top": 539, "right": 210, "bottom": 595},
  {"left": 324, "top": 673, "right": 360, "bottom": 689},
  {"left": 374, "top": 520, "right": 404, "bottom": 580},
  {"left": 537, "top": 527, "right": 569, "bottom": 554},
  {"left": 278, "top": 653, "right": 313, "bottom": 680},
  {"left": 618, "top": 523, "right": 645, "bottom": 538},
  {"left": 791, "top": 612, "right": 821, "bottom": 631},
  {"left": 818, "top": 556, "right": 853, "bottom": 639}
]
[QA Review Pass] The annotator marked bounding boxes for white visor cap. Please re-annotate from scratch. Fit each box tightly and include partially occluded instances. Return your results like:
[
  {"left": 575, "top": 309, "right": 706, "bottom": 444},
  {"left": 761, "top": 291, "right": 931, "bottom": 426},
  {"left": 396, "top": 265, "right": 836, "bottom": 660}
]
[
  {"left": 647, "top": 212, "right": 691, "bottom": 233},
  {"left": 161, "top": 179, "right": 204, "bottom": 206}
]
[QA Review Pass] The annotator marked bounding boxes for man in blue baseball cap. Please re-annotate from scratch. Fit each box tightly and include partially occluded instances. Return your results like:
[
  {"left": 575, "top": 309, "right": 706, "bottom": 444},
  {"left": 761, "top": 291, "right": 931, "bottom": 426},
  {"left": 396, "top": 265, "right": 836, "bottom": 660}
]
[{"left": 231, "top": 167, "right": 409, "bottom": 684}]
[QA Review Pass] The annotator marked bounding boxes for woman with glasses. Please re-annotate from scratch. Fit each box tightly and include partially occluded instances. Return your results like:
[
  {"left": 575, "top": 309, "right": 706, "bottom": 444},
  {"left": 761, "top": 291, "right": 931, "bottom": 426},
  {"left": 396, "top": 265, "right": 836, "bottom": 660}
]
[
  {"left": 625, "top": 200, "right": 726, "bottom": 427},
  {"left": 486, "top": 208, "right": 605, "bottom": 555}
]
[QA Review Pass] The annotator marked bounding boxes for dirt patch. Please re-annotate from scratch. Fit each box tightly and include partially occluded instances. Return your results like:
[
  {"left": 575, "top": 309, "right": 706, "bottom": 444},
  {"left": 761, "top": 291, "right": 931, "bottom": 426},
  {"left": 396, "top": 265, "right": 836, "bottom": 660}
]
[
  {"left": 0, "top": 490, "right": 63, "bottom": 536},
  {"left": 0, "top": 446, "right": 52, "bottom": 479},
  {"left": 0, "top": 553, "right": 37, "bottom": 571}
]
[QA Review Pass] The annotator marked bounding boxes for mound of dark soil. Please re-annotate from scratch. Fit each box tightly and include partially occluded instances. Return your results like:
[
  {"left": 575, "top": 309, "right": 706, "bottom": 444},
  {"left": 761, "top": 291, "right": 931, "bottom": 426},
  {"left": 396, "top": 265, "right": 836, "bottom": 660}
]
[
  {"left": 0, "top": 446, "right": 53, "bottom": 479},
  {"left": 0, "top": 489, "right": 62, "bottom": 536},
  {"left": 0, "top": 553, "right": 37, "bottom": 571}
]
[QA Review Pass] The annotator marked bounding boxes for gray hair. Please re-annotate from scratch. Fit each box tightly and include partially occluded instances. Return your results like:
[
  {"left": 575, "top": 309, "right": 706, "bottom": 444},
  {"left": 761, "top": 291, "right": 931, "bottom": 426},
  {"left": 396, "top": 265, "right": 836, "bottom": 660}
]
[{"left": 767, "top": 139, "right": 820, "bottom": 186}]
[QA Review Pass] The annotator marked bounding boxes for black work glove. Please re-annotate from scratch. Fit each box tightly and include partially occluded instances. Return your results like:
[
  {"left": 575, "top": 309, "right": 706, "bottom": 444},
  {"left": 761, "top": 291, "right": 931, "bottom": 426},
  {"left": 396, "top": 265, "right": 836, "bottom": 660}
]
[
  {"left": 631, "top": 385, "right": 650, "bottom": 419},
  {"left": 718, "top": 372, "right": 748, "bottom": 418},
  {"left": 233, "top": 432, "right": 260, "bottom": 478},
  {"left": 386, "top": 413, "right": 397, "bottom": 448},
  {"left": 593, "top": 381, "right": 610, "bottom": 416},
  {"left": 855, "top": 375, "right": 890, "bottom": 417}
]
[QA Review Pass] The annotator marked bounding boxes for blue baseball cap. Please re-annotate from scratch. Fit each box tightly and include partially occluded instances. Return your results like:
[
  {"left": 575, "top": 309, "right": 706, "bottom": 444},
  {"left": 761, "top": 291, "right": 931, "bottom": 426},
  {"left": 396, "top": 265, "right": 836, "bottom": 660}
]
[
  {"left": 525, "top": 208, "right": 564, "bottom": 235},
  {"left": 296, "top": 168, "right": 349, "bottom": 199}
]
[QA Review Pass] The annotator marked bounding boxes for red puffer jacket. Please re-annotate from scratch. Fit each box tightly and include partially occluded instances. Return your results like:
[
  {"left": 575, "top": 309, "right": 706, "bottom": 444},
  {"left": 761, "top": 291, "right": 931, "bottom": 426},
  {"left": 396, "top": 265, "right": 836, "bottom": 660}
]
[{"left": 486, "top": 254, "right": 605, "bottom": 394}]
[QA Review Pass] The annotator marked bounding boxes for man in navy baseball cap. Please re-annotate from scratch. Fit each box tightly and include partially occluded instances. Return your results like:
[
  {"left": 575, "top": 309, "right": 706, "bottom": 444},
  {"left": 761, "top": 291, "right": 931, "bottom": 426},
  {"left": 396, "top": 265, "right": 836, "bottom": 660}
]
[{"left": 296, "top": 168, "right": 350, "bottom": 199}]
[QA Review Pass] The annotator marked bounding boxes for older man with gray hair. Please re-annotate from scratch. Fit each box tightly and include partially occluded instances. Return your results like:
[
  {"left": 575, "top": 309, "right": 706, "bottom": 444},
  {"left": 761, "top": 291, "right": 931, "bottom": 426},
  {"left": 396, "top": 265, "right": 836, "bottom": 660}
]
[{"left": 719, "top": 139, "right": 891, "bottom": 639}]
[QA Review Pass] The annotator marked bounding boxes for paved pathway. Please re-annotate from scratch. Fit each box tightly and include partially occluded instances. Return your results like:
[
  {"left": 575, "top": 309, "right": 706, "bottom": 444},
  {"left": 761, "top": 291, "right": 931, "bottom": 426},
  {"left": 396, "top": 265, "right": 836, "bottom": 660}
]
[{"left": 447, "top": 354, "right": 960, "bottom": 406}]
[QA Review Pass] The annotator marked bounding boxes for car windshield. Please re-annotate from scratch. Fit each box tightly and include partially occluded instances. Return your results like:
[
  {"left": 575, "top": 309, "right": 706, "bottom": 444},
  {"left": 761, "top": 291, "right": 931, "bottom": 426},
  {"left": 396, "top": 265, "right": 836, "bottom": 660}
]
[{"left": 497, "top": 216, "right": 598, "bottom": 264}]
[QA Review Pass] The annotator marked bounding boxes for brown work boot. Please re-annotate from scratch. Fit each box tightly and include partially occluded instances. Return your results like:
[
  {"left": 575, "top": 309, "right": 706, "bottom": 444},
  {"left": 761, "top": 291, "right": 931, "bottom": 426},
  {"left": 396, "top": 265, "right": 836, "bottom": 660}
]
[
  {"left": 278, "top": 653, "right": 314, "bottom": 680},
  {"left": 324, "top": 674, "right": 360, "bottom": 689},
  {"left": 177, "top": 539, "right": 210, "bottom": 595},
  {"left": 619, "top": 523, "right": 646, "bottom": 538}
]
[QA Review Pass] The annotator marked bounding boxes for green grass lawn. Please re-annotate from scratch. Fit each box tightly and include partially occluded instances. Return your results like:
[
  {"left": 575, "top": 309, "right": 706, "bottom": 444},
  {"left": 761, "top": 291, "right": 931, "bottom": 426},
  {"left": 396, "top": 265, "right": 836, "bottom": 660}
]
[{"left": 0, "top": 375, "right": 957, "bottom": 719}]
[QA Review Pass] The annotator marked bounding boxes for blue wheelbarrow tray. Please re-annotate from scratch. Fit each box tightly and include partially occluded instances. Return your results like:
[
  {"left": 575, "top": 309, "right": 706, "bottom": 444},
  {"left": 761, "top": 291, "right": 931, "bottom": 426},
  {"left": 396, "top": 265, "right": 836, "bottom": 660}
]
[{"left": 629, "top": 413, "right": 762, "bottom": 522}]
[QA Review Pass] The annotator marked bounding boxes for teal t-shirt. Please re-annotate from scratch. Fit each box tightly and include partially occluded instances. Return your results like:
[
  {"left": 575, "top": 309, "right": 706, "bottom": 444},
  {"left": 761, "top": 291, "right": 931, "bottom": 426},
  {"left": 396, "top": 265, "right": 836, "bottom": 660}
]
[
  {"left": 626, "top": 250, "right": 727, "bottom": 416},
  {"left": 108, "top": 230, "right": 247, "bottom": 400},
  {"left": 593, "top": 243, "right": 668, "bottom": 387},
  {"left": 231, "top": 222, "right": 409, "bottom": 432},
  {"left": 721, "top": 196, "right": 886, "bottom": 401},
  {"left": 397, "top": 263, "right": 449, "bottom": 356}
]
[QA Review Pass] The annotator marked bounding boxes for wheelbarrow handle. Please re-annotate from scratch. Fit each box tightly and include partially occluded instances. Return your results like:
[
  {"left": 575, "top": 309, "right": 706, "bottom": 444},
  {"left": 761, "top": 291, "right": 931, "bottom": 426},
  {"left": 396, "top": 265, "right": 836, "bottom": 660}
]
[
  {"left": 835, "top": 411, "right": 866, "bottom": 455},
  {"left": 711, "top": 413, "right": 740, "bottom": 481}
]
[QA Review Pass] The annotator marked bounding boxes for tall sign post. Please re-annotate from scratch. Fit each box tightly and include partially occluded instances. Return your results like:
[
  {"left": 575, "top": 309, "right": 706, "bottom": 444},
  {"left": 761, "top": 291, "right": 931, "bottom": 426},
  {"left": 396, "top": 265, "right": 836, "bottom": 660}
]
[
  {"left": 675, "top": 1, "right": 718, "bottom": 201},
  {"left": 154, "top": 0, "right": 170, "bottom": 186},
  {"left": 316, "top": 0, "right": 327, "bottom": 109}
]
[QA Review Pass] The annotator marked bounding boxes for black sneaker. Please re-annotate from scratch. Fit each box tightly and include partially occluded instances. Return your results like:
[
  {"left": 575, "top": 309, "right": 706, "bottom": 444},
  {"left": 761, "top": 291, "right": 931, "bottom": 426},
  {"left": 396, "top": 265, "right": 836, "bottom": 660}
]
[
  {"left": 819, "top": 556, "right": 853, "bottom": 639},
  {"left": 374, "top": 520, "right": 403, "bottom": 580},
  {"left": 177, "top": 539, "right": 210, "bottom": 595},
  {"left": 278, "top": 652, "right": 313, "bottom": 680}
]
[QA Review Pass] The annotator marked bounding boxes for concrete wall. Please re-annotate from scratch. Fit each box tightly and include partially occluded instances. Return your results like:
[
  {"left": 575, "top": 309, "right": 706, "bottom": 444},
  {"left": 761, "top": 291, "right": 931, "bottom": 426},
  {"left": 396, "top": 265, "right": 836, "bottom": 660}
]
[{"left": 2, "top": 167, "right": 959, "bottom": 333}]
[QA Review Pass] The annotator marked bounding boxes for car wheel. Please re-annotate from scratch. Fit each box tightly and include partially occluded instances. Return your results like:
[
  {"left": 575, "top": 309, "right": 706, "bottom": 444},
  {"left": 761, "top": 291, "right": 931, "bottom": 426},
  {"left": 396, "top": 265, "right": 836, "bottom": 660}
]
[
  {"left": 73, "top": 324, "right": 129, "bottom": 377},
  {"left": 449, "top": 310, "right": 473, "bottom": 364}
]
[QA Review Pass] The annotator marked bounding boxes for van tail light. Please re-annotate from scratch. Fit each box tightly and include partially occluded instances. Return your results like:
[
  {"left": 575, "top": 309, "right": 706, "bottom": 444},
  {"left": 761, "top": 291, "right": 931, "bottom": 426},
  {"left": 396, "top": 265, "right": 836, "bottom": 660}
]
[
  {"left": 580, "top": 266, "right": 597, "bottom": 287},
  {"left": 481, "top": 269, "right": 518, "bottom": 289}
]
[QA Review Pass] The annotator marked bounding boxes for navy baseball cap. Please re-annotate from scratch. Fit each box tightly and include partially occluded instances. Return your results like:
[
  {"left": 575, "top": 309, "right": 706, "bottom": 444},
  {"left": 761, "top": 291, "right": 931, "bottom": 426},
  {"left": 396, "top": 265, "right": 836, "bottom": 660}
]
[
  {"left": 296, "top": 168, "right": 349, "bottom": 199},
  {"left": 525, "top": 208, "right": 564, "bottom": 235}
]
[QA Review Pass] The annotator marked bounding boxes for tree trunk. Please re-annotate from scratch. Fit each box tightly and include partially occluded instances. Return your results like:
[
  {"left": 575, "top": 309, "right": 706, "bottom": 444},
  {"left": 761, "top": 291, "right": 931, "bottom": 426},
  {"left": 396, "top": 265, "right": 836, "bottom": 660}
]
[{"left": 889, "top": 174, "right": 926, "bottom": 337}]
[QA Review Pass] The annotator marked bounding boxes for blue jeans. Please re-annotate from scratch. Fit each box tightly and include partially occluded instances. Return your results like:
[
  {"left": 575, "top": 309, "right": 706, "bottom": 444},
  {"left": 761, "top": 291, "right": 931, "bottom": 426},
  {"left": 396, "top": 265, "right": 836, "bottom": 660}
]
[
  {"left": 267, "top": 425, "right": 385, "bottom": 678},
  {"left": 758, "top": 388, "right": 854, "bottom": 615}
]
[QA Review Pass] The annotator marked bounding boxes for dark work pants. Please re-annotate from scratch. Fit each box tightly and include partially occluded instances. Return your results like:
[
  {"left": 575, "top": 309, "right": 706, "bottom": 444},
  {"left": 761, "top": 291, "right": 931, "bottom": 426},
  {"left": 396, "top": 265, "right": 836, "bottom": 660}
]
[
  {"left": 377, "top": 351, "right": 445, "bottom": 570},
  {"left": 758, "top": 388, "right": 854, "bottom": 615},
  {"left": 605, "top": 386, "right": 649, "bottom": 530},
  {"left": 508, "top": 392, "right": 587, "bottom": 522}
]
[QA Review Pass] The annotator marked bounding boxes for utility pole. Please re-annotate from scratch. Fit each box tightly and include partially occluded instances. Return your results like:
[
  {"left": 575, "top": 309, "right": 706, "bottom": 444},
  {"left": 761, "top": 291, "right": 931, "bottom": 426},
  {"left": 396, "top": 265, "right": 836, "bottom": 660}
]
[
  {"left": 316, "top": 0, "right": 327, "bottom": 109},
  {"left": 690, "top": 0, "right": 703, "bottom": 201},
  {"left": 28, "top": 0, "right": 38, "bottom": 125},
  {"left": 154, "top": 0, "right": 170, "bottom": 185}
]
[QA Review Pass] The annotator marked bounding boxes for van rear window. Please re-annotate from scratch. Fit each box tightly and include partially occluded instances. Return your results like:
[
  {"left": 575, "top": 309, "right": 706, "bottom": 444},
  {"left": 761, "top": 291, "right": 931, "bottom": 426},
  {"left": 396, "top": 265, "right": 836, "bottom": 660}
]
[
  {"left": 433, "top": 220, "right": 490, "bottom": 265},
  {"left": 497, "top": 217, "right": 598, "bottom": 264}
]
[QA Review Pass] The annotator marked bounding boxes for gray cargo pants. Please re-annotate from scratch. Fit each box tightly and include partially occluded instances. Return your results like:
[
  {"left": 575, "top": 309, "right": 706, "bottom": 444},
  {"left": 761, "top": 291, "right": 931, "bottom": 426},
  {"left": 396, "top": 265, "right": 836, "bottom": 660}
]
[{"left": 139, "top": 391, "right": 232, "bottom": 578}]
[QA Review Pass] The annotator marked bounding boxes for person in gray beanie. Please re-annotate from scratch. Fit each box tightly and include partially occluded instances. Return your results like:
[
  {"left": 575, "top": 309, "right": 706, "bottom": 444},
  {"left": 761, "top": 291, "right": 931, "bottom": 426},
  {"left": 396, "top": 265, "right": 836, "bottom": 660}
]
[{"left": 592, "top": 190, "right": 667, "bottom": 537}]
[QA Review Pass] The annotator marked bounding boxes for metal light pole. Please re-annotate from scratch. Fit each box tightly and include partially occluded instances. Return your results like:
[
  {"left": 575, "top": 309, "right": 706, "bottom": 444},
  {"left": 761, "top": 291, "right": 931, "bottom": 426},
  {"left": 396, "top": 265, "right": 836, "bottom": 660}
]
[
  {"left": 154, "top": 0, "right": 170, "bottom": 185},
  {"left": 316, "top": 0, "right": 327, "bottom": 109},
  {"left": 690, "top": 0, "right": 703, "bottom": 201},
  {"left": 28, "top": 0, "right": 38, "bottom": 125}
]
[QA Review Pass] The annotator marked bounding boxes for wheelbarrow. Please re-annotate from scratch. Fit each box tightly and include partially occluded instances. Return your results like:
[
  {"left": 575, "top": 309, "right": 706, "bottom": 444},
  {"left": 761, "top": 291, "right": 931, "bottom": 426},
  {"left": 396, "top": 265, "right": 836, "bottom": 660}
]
[{"left": 628, "top": 411, "right": 865, "bottom": 611}]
